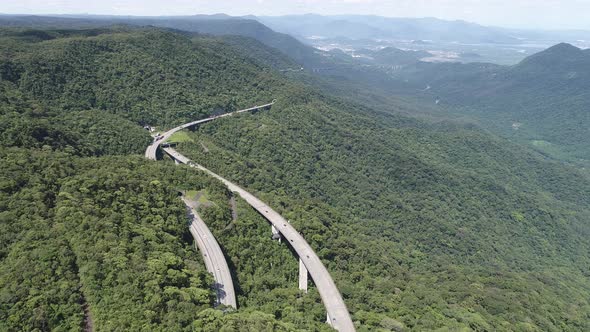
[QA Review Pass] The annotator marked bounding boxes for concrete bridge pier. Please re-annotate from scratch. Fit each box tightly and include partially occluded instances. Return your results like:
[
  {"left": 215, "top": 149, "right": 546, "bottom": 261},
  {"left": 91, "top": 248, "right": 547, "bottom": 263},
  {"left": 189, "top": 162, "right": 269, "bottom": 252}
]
[
  {"left": 271, "top": 224, "right": 281, "bottom": 243},
  {"left": 326, "top": 312, "right": 338, "bottom": 328},
  {"left": 272, "top": 223, "right": 308, "bottom": 294},
  {"left": 299, "top": 258, "right": 308, "bottom": 293}
]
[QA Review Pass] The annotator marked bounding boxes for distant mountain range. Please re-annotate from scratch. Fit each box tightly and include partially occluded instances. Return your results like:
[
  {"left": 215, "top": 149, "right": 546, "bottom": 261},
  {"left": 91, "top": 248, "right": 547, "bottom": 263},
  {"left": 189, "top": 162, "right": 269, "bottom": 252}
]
[
  {"left": 255, "top": 14, "right": 521, "bottom": 44},
  {"left": 255, "top": 14, "right": 590, "bottom": 52},
  {"left": 5, "top": 14, "right": 589, "bottom": 47}
]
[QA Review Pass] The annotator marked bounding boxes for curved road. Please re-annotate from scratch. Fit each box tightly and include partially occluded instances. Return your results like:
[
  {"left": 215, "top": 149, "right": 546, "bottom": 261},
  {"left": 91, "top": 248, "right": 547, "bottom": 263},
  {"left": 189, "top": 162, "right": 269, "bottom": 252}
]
[
  {"left": 144, "top": 104, "right": 272, "bottom": 309},
  {"left": 163, "top": 147, "right": 355, "bottom": 332},
  {"left": 145, "top": 102, "right": 275, "bottom": 160},
  {"left": 182, "top": 197, "right": 237, "bottom": 308}
]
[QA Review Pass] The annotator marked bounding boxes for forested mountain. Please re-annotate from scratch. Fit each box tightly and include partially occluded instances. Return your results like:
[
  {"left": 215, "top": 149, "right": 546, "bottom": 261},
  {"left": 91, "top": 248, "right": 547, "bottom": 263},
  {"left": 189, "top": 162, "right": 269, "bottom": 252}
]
[
  {"left": 388, "top": 43, "right": 590, "bottom": 164},
  {"left": 0, "top": 14, "right": 328, "bottom": 69},
  {"left": 1, "top": 24, "right": 590, "bottom": 332},
  {"left": 0, "top": 14, "right": 404, "bottom": 89}
]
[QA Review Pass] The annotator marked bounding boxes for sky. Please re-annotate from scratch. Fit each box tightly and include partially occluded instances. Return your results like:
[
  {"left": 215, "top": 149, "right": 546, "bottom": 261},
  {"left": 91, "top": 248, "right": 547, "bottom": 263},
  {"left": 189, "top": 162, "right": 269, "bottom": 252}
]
[{"left": 1, "top": 0, "right": 590, "bottom": 30}]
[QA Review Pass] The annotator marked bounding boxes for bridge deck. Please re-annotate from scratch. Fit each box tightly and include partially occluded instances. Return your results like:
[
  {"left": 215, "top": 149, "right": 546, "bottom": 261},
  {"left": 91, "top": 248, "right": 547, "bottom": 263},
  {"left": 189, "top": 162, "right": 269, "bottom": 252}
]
[
  {"left": 144, "top": 102, "right": 275, "bottom": 160},
  {"left": 183, "top": 197, "right": 237, "bottom": 308}
]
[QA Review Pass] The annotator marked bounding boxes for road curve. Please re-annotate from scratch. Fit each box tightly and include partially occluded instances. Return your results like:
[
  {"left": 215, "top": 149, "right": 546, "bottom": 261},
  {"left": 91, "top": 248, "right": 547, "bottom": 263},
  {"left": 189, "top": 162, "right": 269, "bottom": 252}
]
[
  {"left": 145, "top": 104, "right": 272, "bottom": 308},
  {"left": 182, "top": 197, "right": 237, "bottom": 308},
  {"left": 163, "top": 147, "right": 355, "bottom": 332},
  {"left": 145, "top": 102, "right": 275, "bottom": 160}
]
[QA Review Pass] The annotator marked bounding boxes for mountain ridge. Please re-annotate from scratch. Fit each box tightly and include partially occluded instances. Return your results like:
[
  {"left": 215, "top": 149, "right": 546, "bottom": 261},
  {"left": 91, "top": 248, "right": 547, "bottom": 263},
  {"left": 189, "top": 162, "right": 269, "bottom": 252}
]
[
  {"left": 256, "top": 14, "right": 520, "bottom": 43},
  {"left": 513, "top": 42, "right": 589, "bottom": 74}
]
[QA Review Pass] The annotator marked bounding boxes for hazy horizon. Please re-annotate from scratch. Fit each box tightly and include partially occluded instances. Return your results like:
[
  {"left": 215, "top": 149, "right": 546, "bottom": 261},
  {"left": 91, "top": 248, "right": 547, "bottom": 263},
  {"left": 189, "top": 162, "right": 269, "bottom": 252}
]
[{"left": 2, "top": 0, "right": 590, "bottom": 31}]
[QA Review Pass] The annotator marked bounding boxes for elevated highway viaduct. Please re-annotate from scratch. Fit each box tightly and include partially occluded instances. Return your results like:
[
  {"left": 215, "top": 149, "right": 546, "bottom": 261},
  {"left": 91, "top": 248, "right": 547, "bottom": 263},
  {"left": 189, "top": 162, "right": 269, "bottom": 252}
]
[
  {"left": 163, "top": 147, "right": 355, "bottom": 332},
  {"left": 145, "top": 102, "right": 355, "bottom": 331}
]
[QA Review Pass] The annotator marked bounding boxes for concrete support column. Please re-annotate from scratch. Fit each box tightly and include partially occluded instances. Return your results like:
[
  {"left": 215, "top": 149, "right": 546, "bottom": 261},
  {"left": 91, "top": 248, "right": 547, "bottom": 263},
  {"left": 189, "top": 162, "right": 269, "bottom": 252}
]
[
  {"left": 271, "top": 224, "right": 281, "bottom": 243},
  {"left": 174, "top": 158, "right": 179, "bottom": 165},
  {"left": 299, "top": 258, "right": 308, "bottom": 293}
]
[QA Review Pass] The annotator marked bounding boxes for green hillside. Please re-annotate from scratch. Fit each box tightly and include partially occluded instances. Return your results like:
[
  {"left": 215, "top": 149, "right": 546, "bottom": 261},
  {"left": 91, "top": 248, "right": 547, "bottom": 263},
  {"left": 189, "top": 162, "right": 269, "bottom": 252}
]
[
  {"left": 388, "top": 43, "right": 590, "bottom": 165},
  {"left": 0, "top": 15, "right": 327, "bottom": 69},
  {"left": 1, "top": 26, "right": 590, "bottom": 331},
  {"left": 174, "top": 93, "right": 590, "bottom": 331}
]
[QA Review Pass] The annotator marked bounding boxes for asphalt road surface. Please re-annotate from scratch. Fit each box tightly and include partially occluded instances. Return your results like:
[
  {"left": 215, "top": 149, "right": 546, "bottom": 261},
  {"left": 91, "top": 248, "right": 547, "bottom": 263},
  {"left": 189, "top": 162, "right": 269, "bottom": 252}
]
[{"left": 182, "top": 197, "right": 237, "bottom": 308}]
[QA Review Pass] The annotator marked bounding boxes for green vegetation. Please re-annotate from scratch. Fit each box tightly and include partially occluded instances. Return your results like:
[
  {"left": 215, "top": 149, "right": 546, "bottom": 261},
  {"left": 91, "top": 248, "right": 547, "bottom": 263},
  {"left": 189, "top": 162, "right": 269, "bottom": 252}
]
[
  {"left": 0, "top": 27, "right": 284, "bottom": 128},
  {"left": 0, "top": 148, "right": 209, "bottom": 331},
  {"left": 1, "top": 24, "right": 590, "bottom": 331},
  {"left": 386, "top": 43, "right": 590, "bottom": 166},
  {"left": 170, "top": 131, "right": 195, "bottom": 143},
  {"left": 0, "top": 147, "right": 306, "bottom": 331},
  {"left": 0, "top": 53, "right": 152, "bottom": 156},
  {"left": 0, "top": 27, "right": 316, "bottom": 331},
  {"left": 175, "top": 92, "right": 590, "bottom": 330}
]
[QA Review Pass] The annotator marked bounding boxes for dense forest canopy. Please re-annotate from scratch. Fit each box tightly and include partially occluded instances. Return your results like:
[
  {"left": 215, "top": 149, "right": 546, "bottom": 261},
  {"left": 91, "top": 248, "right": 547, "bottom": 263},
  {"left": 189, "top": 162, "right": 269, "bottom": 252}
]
[
  {"left": 175, "top": 93, "right": 590, "bottom": 331},
  {"left": 0, "top": 23, "right": 589, "bottom": 331}
]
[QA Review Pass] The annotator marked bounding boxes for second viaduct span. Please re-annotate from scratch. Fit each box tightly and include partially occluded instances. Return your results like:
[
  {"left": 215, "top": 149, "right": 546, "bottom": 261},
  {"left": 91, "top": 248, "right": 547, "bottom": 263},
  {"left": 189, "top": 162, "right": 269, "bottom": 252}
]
[
  {"left": 146, "top": 102, "right": 355, "bottom": 332},
  {"left": 145, "top": 102, "right": 275, "bottom": 161}
]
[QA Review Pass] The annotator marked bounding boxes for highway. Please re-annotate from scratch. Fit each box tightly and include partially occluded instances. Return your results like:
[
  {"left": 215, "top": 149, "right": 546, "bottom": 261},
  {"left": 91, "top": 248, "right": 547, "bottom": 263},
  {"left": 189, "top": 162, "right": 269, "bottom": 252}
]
[
  {"left": 145, "top": 102, "right": 275, "bottom": 160},
  {"left": 163, "top": 147, "right": 356, "bottom": 332},
  {"left": 182, "top": 197, "right": 237, "bottom": 308},
  {"left": 145, "top": 104, "right": 273, "bottom": 308}
]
